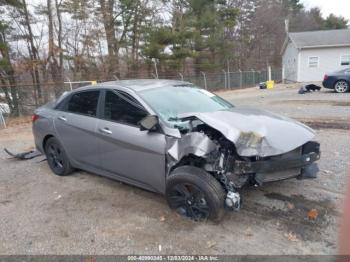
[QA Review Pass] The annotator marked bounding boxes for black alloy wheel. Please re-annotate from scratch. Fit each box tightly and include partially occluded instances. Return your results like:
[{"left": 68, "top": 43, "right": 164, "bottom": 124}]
[
  {"left": 167, "top": 183, "right": 210, "bottom": 221},
  {"left": 45, "top": 137, "right": 74, "bottom": 176}
]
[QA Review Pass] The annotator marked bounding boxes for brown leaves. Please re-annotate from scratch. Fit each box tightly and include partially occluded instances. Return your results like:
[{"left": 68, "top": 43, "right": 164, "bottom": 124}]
[
  {"left": 286, "top": 202, "right": 295, "bottom": 210},
  {"left": 307, "top": 209, "right": 319, "bottom": 220},
  {"left": 284, "top": 232, "right": 299, "bottom": 242}
]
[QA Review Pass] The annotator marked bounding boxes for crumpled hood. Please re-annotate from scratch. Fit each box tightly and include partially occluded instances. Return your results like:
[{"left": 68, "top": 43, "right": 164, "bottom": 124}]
[{"left": 180, "top": 107, "right": 315, "bottom": 157}]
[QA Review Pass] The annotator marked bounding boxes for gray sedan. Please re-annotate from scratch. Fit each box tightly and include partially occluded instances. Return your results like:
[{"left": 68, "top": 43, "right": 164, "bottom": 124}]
[{"left": 32, "top": 80, "right": 320, "bottom": 221}]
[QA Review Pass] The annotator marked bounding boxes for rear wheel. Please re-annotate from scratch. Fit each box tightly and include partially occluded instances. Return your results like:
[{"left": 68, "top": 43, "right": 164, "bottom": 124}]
[
  {"left": 334, "top": 80, "right": 349, "bottom": 93},
  {"left": 45, "top": 137, "right": 74, "bottom": 176},
  {"left": 166, "top": 166, "right": 226, "bottom": 222}
]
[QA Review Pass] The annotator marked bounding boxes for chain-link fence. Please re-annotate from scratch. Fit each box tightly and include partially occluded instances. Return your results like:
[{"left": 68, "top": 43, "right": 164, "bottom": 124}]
[{"left": 0, "top": 68, "right": 282, "bottom": 120}]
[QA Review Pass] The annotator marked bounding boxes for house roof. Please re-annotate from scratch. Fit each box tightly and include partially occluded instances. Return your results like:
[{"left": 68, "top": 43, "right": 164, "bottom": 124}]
[{"left": 281, "top": 29, "right": 350, "bottom": 54}]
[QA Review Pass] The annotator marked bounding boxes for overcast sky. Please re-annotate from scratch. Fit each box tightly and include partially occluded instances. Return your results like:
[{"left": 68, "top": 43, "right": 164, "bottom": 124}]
[{"left": 301, "top": 0, "right": 350, "bottom": 19}]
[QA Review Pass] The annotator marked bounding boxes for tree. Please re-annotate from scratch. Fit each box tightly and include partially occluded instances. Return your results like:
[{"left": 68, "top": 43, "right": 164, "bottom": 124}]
[
  {"left": 47, "top": 0, "right": 64, "bottom": 97},
  {"left": 142, "top": 0, "right": 238, "bottom": 75},
  {"left": 323, "top": 14, "right": 348, "bottom": 29},
  {"left": 20, "top": 0, "right": 42, "bottom": 102},
  {"left": 0, "top": 0, "right": 21, "bottom": 116}
]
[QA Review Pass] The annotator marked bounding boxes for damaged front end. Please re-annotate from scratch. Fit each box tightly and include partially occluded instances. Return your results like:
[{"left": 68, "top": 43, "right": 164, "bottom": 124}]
[{"left": 165, "top": 108, "right": 321, "bottom": 212}]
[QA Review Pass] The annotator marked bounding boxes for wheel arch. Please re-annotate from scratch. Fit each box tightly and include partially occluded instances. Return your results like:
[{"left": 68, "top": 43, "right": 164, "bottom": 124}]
[
  {"left": 168, "top": 154, "right": 207, "bottom": 177},
  {"left": 42, "top": 134, "right": 55, "bottom": 151},
  {"left": 334, "top": 79, "right": 350, "bottom": 86}
]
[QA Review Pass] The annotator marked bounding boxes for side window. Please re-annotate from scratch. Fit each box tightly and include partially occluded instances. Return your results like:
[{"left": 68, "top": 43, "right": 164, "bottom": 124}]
[
  {"left": 55, "top": 95, "right": 70, "bottom": 111},
  {"left": 341, "top": 55, "right": 350, "bottom": 66},
  {"left": 308, "top": 56, "right": 319, "bottom": 68},
  {"left": 104, "top": 90, "right": 148, "bottom": 126},
  {"left": 67, "top": 91, "right": 100, "bottom": 117}
]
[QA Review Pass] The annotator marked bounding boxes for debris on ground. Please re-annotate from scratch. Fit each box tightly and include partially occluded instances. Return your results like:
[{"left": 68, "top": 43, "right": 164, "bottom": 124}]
[
  {"left": 307, "top": 209, "right": 319, "bottom": 220},
  {"left": 286, "top": 202, "right": 295, "bottom": 210},
  {"left": 159, "top": 216, "right": 166, "bottom": 222},
  {"left": 245, "top": 227, "right": 253, "bottom": 237},
  {"left": 4, "top": 148, "right": 42, "bottom": 160},
  {"left": 206, "top": 241, "right": 217, "bottom": 249},
  {"left": 298, "top": 84, "right": 322, "bottom": 94},
  {"left": 285, "top": 232, "right": 299, "bottom": 242},
  {"left": 54, "top": 195, "right": 62, "bottom": 201}
]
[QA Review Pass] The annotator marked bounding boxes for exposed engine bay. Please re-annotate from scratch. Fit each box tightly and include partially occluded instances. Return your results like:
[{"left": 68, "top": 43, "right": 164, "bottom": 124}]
[{"left": 166, "top": 115, "right": 321, "bottom": 212}]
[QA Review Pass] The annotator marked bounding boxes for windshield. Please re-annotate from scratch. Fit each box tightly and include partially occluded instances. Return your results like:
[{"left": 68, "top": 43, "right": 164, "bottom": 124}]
[{"left": 139, "top": 85, "right": 233, "bottom": 128}]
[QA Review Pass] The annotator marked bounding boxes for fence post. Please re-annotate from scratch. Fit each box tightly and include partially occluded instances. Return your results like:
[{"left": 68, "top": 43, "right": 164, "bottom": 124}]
[
  {"left": 152, "top": 59, "right": 158, "bottom": 79},
  {"left": 282, "top": 66, "right": 285, "bottom": 84},
  {"left": 251, "top": 69, "right": 255, "bottom": 86},
  {"left": 239, "top": 70, "right": 242, "bottom": 88},
  {"left": 222, "top": 70, "right": 227, "bottom": 89},
  {"left": 65, "top": 77, "right": 73, "bottom": 91},
  {"left": 227, "top": 60, "right": 231, "bottom": 89},
  {"left": 201, "top": 71, "right": 207, "bottom": 90},
  {"left": 268, "top": 66, "right": 272, "bottom": 81},
  {"left": 179, "top": 73, "right": 184, "bottom": 81}
]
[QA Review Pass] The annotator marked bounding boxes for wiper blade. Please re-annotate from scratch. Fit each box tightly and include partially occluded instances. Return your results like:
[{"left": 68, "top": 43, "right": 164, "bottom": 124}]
[{"left": 168, "top": 117, "right": 181, "bottom": 122}]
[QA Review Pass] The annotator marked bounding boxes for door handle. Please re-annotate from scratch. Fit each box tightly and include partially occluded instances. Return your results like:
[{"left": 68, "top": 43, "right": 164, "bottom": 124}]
[
  {"left": 58, "top": 116, "right": 67, "bottom": 122},
  {"left": 99, "top": 127, "right": 112, "bottom": 135}
]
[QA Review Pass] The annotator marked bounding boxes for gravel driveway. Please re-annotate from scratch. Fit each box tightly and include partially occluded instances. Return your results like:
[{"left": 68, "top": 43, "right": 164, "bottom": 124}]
[{"left": 0, "top": 84, "right": 349, "bottom": 255}]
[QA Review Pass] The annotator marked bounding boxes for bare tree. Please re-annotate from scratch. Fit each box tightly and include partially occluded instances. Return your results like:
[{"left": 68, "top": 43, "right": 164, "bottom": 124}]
[
  {"left": 21, "top": 0, "right": 42, "bottom": 102},
  {"left": 47, "top": 0, "right": 63, "bottom": 97}
]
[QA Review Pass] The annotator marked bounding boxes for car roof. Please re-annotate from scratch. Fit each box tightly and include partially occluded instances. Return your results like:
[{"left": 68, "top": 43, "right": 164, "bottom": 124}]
[{"left": 73, "top": 79, "right": 193, "bottom": 93}]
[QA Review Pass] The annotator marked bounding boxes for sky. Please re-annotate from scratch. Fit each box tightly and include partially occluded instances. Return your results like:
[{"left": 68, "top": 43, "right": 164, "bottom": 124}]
[{"left": 301, "top": 0, "right": 350, "bottom": 20}]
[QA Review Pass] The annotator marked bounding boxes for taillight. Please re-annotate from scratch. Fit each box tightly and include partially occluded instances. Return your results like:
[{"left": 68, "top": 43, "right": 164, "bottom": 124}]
[
  {"left": 32, "top": 114, "right": 40, "bottom": 123},
  {"left": 324, "top": 74, "right": 329, "bottom": 81}
]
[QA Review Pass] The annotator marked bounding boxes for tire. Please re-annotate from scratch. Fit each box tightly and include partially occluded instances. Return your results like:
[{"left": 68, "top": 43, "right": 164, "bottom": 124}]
[
  {"left": 334, "top": 80, "right": 349, "bottom": 93},
  {"left": 166, "top": 166, "right": 226, "bottom": 222},
  {"left": 45, "top": 137, "right": 74, "bottom": 176}
]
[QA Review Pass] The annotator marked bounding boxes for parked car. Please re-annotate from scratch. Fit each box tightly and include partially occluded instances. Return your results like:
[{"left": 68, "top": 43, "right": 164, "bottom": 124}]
[
  {"left": 323, "top": 68, "right": 350, "bottom": 93},
  {"left": 32, "top": 80, "right": 320, "bottom": 221}
]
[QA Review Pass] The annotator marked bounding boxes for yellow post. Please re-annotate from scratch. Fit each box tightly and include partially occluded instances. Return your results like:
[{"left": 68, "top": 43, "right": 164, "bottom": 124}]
[{"left": 266, "top": 80, "right": 274, "bottom": 89}]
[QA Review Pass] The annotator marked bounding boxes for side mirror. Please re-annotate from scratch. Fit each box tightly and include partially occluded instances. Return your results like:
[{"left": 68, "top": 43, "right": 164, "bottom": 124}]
[{"left": 139, "top": 115, "right": 159, "bottom": 131}]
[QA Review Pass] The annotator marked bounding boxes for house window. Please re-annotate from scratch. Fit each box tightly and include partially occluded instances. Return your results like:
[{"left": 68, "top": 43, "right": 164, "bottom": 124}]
[
  {"left": 341, "top": 55, "right": 350, "bottom": 66},
  {"left": 308, "top": 57, "right": 319, "bottom": 68}
]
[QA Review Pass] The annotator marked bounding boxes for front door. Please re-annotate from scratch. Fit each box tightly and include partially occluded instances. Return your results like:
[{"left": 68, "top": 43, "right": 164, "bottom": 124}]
[{"left": 96, "top": 90, "right": 167, "bottom": 193}]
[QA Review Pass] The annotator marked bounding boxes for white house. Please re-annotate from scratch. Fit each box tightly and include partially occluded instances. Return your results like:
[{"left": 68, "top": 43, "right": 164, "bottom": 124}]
[{"left": 281, "top": 29, "right": 350, "bottom": 82}]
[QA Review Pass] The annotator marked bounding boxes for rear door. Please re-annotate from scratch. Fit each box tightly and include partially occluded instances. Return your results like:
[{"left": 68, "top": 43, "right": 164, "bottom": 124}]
[
  {"left": 54, "top": 90, "right": 102, "bottom": 168},
  {"left": 96, "top": 89, "right": 167, "bottom": 193}
]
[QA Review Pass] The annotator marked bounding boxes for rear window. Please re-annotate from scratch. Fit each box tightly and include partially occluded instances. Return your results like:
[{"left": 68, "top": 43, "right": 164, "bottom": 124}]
[{"left": 67, "top": 91, "right": 100, "bottom": 117}]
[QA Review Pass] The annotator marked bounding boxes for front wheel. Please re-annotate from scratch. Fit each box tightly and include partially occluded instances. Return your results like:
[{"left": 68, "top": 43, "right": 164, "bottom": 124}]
[
  {"left": 334, "top": 80, "right": 349, "bottom": 93},
  {"left": 166, "top": 166, "right": 226, "bottom": 222},
  {"left": 45, "top": 137, "right": 74, "bottom": 176}
]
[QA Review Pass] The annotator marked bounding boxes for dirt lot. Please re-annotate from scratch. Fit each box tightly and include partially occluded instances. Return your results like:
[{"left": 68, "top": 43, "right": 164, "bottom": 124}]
[{"left": 0, "top": 84, "right": 349, "bottom": 255}]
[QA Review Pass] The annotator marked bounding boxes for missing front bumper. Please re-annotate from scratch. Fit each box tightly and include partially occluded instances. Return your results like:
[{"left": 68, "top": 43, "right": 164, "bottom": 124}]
[{"left": 230, "top": 141, "right": 321, "bottom": 185}]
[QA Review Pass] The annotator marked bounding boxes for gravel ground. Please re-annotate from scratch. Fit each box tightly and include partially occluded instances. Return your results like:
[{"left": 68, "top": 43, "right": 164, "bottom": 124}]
[{"left": 0, "top": 84, "right": 349, "bottom": 255}]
